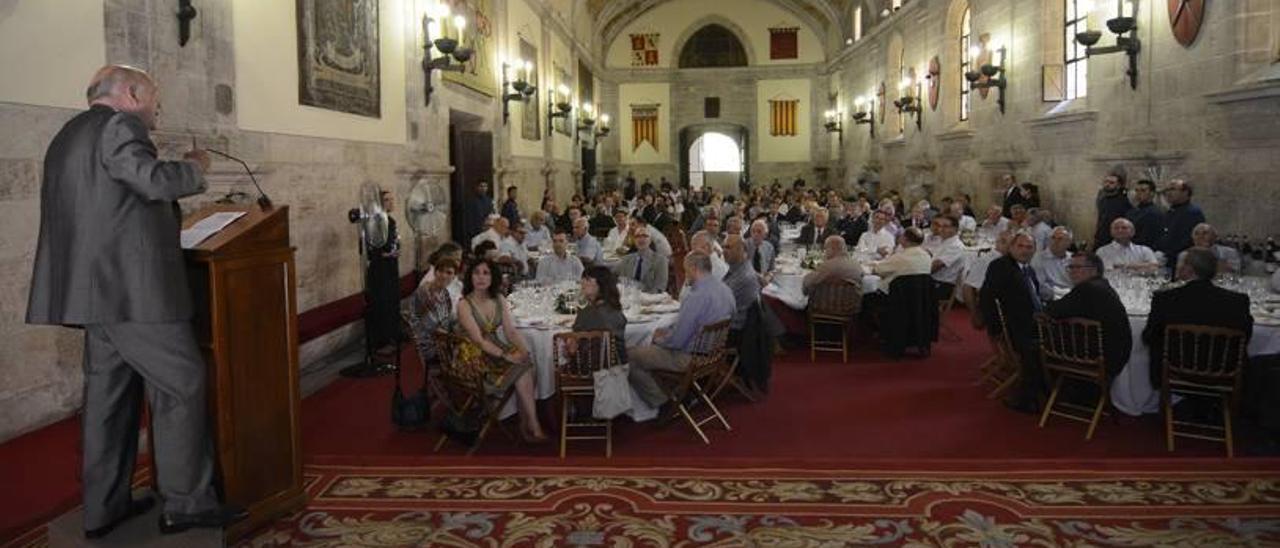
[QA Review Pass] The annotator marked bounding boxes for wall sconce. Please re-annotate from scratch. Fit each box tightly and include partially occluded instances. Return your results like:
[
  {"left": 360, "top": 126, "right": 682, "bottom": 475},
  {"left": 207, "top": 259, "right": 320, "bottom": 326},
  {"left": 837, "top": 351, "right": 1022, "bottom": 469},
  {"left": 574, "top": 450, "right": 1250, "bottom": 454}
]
[
  {"left": 501, "top": 60, "right": 536, "bottom": 125},
  {"left": 851, "top": 95, "right": 875, "bottom": 138},
  {"left": 177, "top": 0, "right": 198, "bottom": 47},
  {"left": 547, "top": 84, "right": 573, "bottom": 136},
  {"left": 965, "top": 43, "right": 1007, "bottom": 113},
  {"left": 422, "top": 5, "right": 472, "bottom": 106},
  {"left": 823, "top": 109, "right": 843, "bottom": 144},
  {"left": 575, "top": 103, "right": 610, "bottom": 144},
  {"left": 1075, "top": 0, "right": 1141, "bottom": 89},
  {"left": 893, "top": 76, "right": 923, "bottom": 131}
]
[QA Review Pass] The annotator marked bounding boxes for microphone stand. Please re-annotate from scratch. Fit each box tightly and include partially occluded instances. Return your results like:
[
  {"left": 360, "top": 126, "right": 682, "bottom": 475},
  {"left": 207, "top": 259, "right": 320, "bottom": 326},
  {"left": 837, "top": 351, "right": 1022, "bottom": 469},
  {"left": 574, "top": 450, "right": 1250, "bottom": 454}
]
[{"left": 204, "top": 148, "right": 272, "bottom": 209}]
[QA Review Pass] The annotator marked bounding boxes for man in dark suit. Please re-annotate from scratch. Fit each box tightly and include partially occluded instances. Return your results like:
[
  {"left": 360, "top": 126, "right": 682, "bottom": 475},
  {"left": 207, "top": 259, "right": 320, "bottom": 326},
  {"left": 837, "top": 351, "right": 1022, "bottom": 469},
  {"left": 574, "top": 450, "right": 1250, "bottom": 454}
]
[
  {"left": 25, "top": 66, "right": 244, "bottom": 537},
  {"left": 980, "top": 231, "right": 1044, "bottom": 413},
  {"left": 797, "top": 207, "right": 838, "bottom": 247},
  {"left": 999, "top": 174, "right": 1028, "bottom": 218},
  {"left": 1143, "top": 248, "right": 1253, "bottom": 386},
  {"left": 1045, "top": 253, "right": 1132, "bottom": 379}
]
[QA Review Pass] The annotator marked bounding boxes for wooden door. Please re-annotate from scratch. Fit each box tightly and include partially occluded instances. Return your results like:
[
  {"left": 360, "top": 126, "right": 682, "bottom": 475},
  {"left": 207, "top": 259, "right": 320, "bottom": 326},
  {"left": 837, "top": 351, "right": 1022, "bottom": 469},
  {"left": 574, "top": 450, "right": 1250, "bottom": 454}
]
[{"left": 449, "top": 128, "right": 494, "bottom": 245}]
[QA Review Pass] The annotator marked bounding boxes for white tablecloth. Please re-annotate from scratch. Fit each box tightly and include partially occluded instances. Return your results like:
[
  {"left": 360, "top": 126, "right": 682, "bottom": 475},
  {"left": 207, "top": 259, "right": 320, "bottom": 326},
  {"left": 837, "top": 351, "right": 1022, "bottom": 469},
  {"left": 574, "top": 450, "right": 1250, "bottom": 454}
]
[
  {"left": 506, "top": 312, "right": 678, "bottom": 421},
  {"left": 1111, "top": 315, "right": 1280, "bottom": 416},
  {"left": 763, "top": 270, "right": 881, "bottom": 310}
]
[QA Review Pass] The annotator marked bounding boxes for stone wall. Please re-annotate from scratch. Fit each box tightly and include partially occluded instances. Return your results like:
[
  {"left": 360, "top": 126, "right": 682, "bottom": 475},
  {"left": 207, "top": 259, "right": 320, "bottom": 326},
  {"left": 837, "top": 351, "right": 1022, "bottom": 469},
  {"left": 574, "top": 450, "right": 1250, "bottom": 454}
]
[
  {"left": 831, "top": 0, "right": 1280, "bottom": 238},
  {"left": 0, "top": 0, "right": 600, "bottom": 442}
]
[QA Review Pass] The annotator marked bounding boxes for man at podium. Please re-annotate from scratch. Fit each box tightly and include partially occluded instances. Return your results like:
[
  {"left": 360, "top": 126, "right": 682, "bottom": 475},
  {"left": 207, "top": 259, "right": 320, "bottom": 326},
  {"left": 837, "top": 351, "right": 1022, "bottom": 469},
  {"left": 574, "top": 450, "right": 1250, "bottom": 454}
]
[{"left": 25, "top": 65, "right": 245, "bottom": 538}]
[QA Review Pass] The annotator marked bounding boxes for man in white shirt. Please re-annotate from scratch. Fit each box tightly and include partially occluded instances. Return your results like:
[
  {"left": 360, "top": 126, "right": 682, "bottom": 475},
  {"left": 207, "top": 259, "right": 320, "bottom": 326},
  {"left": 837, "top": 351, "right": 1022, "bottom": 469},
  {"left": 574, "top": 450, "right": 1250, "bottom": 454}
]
[
  {"left": 1031, "top": 226, "right": 1073, "bottom": 301},
  {"left": 1028, "top": 208, "right": 1055, "bottom": 250},
  {"left": 949, "top": 202, "right": 977, "bottom": 233},
  {"left": 524, "top": 210, "right": 551, "bottom": 251},
  {"left": 977, "top": 204, "right": 1010, "bottom": 242},
  {"left": 498, "top": 223, "right": 531, "bottom": 275},
  {"left": 873, "top": 228, "right": 934, "bottom": 292},
  {"left": 603, "top": 209, "right": 630, "bottom": 252},
  {"left": 572, "top": 217, "right": 603, "bottom": 266},
  {"left": 470, "top": 215, "right": 505, "bottom": 252},
  {"left": 923, "top": 214, "right": 966, "bottom": 302},
  {"left": 856, "top": 209, "right": 896, "bottom": 258},
  {"left": 1096, "top": 218, "right": 1160, "bottom": 272},
  {"left": 690, "top": 231, "right": 729, "bottom": 279},
  {"left": 535, "top": 230, "right": 584, "bottom": 284}
]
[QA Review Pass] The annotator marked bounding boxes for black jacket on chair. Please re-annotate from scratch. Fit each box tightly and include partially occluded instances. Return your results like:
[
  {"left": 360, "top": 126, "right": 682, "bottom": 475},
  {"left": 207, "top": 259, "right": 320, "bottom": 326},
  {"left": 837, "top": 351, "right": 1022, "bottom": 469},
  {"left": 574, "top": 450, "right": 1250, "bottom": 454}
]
[
  {"left": 1045, "top": 276, "right": 1132, "bottom": 379},
  {"left": 882, "top": 274, "right": 938, "bottom": 356},
  {"left": 1142, "top": 279, "right": 1253, "bottom": 386},
  {"left": 979, "top": 256, "right": 1040, "bottom": 348},
  {"left": 735, "top": 301, "right": 774, "bottom": 391}
]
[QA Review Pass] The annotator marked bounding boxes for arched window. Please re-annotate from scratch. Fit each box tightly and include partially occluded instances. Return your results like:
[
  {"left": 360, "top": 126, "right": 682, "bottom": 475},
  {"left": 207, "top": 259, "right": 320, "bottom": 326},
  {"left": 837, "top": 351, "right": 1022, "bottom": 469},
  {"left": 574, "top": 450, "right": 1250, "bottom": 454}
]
[
  {"left": 853, "top": 5, "right": 863, "bottom": 42},
  {"left": 678, "top": 24, "right": 749, "bottom": 68},
  {"left": 959, "top": 8, "right": 971, "bottom": 121},
  {"left": 1064, "top": 0, "right": 1088, "bottom": 99}
]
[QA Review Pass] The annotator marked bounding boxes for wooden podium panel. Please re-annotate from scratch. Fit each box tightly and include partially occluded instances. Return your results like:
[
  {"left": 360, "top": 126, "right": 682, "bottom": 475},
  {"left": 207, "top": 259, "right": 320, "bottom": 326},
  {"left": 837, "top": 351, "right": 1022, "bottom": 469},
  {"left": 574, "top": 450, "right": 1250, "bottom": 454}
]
[{"left": 182, "top": 204, "right": 304, "bottom": 540}]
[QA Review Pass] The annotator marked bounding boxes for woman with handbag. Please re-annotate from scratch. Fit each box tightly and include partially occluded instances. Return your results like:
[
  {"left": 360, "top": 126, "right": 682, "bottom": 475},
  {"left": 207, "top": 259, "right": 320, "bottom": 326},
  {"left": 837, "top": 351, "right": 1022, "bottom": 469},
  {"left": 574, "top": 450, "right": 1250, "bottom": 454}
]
[
  {"left": 456, "top": 258, "right": 548, "bottom": 443},
  {"left": 573, "top": 266, "right": 628, "bottom": 363}
]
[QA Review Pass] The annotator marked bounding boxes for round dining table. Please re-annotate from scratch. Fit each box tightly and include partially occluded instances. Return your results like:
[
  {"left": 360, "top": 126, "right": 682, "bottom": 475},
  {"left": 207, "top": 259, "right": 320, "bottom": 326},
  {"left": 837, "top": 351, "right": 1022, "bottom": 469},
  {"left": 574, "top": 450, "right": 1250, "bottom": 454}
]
[{"left": 503, "top": 281, "right": 679, "bottom": 421}]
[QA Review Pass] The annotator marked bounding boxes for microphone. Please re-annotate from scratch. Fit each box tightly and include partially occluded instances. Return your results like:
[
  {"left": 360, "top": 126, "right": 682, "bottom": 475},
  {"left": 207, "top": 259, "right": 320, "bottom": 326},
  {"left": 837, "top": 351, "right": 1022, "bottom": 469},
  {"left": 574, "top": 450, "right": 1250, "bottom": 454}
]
[{"left": 204, "top": 148, "right": 272, "bottom": 209}]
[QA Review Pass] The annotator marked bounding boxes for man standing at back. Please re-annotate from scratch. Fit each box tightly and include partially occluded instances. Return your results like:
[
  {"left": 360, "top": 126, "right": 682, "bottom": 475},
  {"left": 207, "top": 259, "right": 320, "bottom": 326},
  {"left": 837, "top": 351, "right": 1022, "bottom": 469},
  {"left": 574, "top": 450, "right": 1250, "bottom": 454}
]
[{"left": 26, "top": 65, "right": 244, "bottom": 538}]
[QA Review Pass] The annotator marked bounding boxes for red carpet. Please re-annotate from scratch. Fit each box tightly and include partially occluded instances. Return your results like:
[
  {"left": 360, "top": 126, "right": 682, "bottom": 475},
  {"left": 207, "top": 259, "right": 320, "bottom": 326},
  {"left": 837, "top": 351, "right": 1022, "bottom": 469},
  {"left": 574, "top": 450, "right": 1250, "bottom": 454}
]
[
  {"left": 238, "top": 462, "right": 1280, "bottom": 546},
  {"left": 5, "top": 310, "right": 1279, "bottom": 544}
]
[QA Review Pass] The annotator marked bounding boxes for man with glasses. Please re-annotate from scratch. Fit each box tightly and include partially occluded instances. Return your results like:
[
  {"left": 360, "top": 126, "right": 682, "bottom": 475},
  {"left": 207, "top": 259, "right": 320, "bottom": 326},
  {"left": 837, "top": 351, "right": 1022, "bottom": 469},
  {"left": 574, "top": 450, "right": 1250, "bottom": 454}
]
[
  {"left": 1045, "top": 253, "right": 1132, "bottom": 379},
  {"left": 615, "top": 229, "right": 668, "bottom": 294}
]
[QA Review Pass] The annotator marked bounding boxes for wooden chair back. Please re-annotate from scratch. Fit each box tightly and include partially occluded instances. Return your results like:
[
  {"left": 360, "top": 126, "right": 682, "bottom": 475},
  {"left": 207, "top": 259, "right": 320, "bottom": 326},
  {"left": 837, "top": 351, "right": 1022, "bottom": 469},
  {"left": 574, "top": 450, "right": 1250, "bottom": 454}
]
[
  {"left": 1162, "top": 324, "right": 1249, "bottom": 387},
  {"left": 939, "top": 266, "right": 966, "bottom": 314},
  {"left": 1036, "top": 316, "right": 1106, "bottom": 374},
  {"left": 809, "top": 279, "right": 861, "bottom": 318},
  {"left": 552, "top": 330, "right": 618, "bottom": 383}
]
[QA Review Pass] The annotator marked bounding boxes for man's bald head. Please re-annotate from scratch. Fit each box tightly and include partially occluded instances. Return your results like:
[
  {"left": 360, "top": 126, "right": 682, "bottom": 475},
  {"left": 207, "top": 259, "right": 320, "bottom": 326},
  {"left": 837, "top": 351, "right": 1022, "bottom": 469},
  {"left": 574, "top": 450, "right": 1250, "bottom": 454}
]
[
  {"left": 87, "top": 65, "right": 160, "bottom": 129},
  {"left": 823, "top": 235, "right": 846, "bottom": 259}
]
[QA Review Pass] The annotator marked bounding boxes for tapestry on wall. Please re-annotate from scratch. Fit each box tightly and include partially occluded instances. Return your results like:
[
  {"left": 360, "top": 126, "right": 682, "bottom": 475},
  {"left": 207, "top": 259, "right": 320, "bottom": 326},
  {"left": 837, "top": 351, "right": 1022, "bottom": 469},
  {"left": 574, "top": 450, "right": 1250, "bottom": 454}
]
[
  {"left": 769, "top": 98, "right": 799, "bottom": 137},
  {"left": 295, "top": 0, "right": 381, "bottom": 118},
  {"left": 440, "top": 0, "right": 497, "bottom": 97},
  {"left": 630, "top": 33, "right": 659, "bottom": 66},
  {"left": 769, "top": 27, "right": 798, "bottom": 60},
  {"left": 519, "top": 37, "right": 540, "bottom": 141},
  {"left": 631, "top": 104, "right": 659, "bottom": 152},
  {"left": 552, "top": 63, "right": 572, "bottom": 136}
]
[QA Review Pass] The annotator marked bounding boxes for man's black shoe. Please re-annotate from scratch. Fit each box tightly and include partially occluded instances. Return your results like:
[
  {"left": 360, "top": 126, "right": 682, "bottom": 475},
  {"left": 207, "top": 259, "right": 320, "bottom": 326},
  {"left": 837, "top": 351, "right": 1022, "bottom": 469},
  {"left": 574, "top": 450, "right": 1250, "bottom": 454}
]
[
  {"left": 158, "top": 505, "right": 248, "bottom": 535},
  {"left": 85, "top": 495, "right": 156, "bottom": 539}
]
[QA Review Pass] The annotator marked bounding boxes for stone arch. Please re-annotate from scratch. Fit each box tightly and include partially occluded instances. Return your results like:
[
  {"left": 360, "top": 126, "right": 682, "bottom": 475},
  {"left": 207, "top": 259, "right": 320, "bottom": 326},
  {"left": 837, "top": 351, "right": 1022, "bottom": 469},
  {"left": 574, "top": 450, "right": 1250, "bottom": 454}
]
[
  {"left": 678, "top": 24, "right": 749, "bottom": 68},
  {"left": 669, "top": 15, "right": 758, "bottom": 67}
]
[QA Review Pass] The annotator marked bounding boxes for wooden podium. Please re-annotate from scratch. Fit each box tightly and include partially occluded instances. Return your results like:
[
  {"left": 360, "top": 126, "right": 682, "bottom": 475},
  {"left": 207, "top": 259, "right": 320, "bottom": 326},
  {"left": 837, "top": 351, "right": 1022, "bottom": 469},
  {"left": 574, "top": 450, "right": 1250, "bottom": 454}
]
[{"left": 182, "top": 204, "right": 305, "bottom": 540}]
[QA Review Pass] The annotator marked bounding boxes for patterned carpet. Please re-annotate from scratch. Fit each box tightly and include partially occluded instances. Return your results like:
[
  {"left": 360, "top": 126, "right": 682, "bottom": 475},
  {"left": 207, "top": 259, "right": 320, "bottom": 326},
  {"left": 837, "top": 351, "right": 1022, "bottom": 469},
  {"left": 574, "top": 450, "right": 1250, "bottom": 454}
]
[{"left": 237, "top": 463, "right": 1280, "bottom": 546}]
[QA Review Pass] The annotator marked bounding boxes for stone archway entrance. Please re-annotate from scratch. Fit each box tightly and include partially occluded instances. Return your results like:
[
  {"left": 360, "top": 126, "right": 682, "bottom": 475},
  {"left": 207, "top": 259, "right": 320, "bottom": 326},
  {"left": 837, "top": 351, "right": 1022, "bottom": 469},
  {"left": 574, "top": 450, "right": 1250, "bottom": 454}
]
[{"left": 678, "top": 123, "right": 748, "bottom": 193}]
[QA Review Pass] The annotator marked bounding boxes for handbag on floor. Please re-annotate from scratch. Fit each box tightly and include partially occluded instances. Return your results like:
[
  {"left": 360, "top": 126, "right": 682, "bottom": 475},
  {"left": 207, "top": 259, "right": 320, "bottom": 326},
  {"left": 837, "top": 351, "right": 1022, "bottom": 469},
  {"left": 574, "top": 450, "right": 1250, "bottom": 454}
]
[
  {"left": 592, "top": 364, "right": 632, "bottom": 419},
  {"left": 391, "top": 352, "right": 430, "bottom": 430}
]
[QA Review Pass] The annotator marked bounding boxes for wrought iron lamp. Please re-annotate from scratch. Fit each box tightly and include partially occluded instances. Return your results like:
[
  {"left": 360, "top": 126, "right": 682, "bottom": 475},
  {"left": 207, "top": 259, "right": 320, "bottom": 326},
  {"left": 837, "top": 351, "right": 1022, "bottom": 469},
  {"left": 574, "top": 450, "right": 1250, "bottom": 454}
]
[
  {"left": 965, "top": 44, "right": 1007, "bottom": 114},
  {"left": 422, "top": 6, "right": 472, "bottom": 106},
  {"left": 576, "top": 103, "right": 609, "bottom": 144},
  {"left": 177, "top": 0, "right": 197, "bottom": 47},
  {"left": 851, "top": 96, "right": 875, "bottom": 138},
  {"left": 547, "top": 84, "right": 573, "bottom": 136},
  {"left": 501, "top": 60, "right": 536, "bottom": 125},
  {"left": 893, "top": 76, "right": 923, "bottom": 131},
  {"left": 1075, "top": 0, "right": 1141, "bottom": 89},
  {"left": 823, "top": 109, "right": 843, "bottom": 144}
]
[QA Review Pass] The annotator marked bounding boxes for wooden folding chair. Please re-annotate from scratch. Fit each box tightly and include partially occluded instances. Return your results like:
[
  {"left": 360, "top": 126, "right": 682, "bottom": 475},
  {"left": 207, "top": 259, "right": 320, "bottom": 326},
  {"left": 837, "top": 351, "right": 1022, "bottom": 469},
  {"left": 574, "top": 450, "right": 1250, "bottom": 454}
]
[
  {"left": 653, "top": 319, "right": 734, "bottom": 444},
  {"left": 432, "top": 334, "right": 522, "bottom": 456},
  {"left": 1161, "top": 324, "right": 1249, "bottom": 457},
  {"left": 552, "top": 331, "right": 620, "bottom": 458},
  {"left": 937, "top": 267, "right": 966, "bottom": 342},
  {"left": 711, "top": 345, "right": 757, "bottom": 402},
  {"left": 982, "top": 299, "right": 1022, "bottom": 400},
  {"left": 1036, "top": 316, "right": 1110, "bottom": 439},
  {"left": 807, "top": 279, "right": 861, "bottom": 362}
]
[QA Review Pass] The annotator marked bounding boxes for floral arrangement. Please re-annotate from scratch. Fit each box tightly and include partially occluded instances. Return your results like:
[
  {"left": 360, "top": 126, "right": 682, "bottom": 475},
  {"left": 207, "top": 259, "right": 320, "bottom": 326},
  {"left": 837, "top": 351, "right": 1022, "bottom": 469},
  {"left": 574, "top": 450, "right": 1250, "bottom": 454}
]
[
  {"left": 801, "top": 249, "right": 824, "bottom": 270},
  {"left": 555, "top": 288, "right": 585, "bottom": 315}
]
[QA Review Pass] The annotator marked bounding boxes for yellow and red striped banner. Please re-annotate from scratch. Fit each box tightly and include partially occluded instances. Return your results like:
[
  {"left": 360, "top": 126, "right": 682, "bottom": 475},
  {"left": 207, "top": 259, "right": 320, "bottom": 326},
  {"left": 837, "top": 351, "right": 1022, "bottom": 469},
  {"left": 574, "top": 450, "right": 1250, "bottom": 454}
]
[
  {"left": 769, "top": 99, "right": 799, "bottom": 136},
  {"left": 632, "top": 105, "right": 659, "bottom": 152}
]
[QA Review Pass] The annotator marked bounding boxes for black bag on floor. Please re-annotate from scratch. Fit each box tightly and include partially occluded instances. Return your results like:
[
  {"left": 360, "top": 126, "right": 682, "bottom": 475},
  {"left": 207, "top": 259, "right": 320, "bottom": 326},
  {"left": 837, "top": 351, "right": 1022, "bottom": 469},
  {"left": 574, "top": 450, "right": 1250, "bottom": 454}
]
[{"left": 391, "top": 351, "right": 430, "bottom": 430}]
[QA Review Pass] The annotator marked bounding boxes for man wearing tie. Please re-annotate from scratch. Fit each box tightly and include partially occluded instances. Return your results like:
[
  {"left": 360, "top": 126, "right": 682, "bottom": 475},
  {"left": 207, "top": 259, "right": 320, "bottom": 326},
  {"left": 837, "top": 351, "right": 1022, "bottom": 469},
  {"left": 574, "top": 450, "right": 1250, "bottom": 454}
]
[
  {"left": 615, "top": 229, "right": 668, "bottom": 293},
  {"left": 25, "top": 65, "right": 245, "bottom": 538},
  {"left": 979, "top": 231, "right": 1045, "bottom": 414},
  {"left": 797, "top": 207, "right": 837, "bottom": 247}
]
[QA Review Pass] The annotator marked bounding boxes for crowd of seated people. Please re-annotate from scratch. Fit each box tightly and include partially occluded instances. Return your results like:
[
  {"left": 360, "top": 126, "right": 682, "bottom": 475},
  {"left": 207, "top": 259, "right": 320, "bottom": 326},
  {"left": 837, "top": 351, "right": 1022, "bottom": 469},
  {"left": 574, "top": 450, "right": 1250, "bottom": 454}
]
[{"left": 404, "top": 168, "right": 1278, "bottom": 452}]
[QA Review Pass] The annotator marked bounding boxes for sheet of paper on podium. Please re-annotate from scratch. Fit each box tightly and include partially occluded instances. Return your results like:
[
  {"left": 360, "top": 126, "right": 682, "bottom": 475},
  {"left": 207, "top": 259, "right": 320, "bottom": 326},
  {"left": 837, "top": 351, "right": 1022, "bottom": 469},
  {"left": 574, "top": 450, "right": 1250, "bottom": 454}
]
[{"left": 181, "top": 211, "right": 247, "bottom": 249}]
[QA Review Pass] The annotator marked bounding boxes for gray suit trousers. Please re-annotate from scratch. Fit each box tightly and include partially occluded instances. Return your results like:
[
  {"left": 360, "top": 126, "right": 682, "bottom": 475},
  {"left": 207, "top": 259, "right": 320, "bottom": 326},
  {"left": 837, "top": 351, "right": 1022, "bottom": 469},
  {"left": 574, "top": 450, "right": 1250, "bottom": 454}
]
[
  {"left": 82, "top": 321, "right": 218, "bottom": 530},
  {"left": 627, "top": 346, "right": 692, "bottom": 406}
]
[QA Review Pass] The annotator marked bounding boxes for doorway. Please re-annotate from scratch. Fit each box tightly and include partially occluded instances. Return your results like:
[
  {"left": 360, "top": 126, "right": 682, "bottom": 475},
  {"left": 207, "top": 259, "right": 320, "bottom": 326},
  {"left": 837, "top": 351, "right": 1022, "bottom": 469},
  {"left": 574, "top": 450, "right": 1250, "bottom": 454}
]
[
  {"left": 679, "top": 124, "right": 747, "bottom": 194},
  {"left": 448, "top": 110, "right": 492, "bottom": 246}
]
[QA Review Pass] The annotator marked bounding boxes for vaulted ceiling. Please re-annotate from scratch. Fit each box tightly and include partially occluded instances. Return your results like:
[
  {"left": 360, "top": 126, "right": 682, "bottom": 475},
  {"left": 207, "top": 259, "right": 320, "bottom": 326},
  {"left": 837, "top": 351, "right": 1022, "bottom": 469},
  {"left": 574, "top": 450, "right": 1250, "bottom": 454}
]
[{"left": 588, "top": 0, "right": 853, "bottom": 58}]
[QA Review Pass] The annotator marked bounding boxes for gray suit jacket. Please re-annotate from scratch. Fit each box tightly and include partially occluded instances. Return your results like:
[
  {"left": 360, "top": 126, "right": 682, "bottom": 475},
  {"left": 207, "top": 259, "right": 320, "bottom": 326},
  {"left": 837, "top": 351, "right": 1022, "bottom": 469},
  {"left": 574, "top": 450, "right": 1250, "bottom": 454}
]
[
  {"left": 745, "top": 239, "right": 776, "bottom": 275},
  {"left": 27, "top": 105, "right": 207, "bottom": 326},
  {"left": 616, "top": 249, "right": 669, "bottom": 294}
]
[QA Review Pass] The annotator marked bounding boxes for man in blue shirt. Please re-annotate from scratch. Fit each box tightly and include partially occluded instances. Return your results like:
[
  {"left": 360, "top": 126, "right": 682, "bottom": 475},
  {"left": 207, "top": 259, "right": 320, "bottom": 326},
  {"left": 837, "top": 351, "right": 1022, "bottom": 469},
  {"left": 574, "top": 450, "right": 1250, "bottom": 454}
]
[
  {"left": 1155, "top": 179, "right": 1206, "bottom": 269},
  {"left": 572, "top": 217, "right": 604, "bottom": 266},
  {"left": 628, "top": 252, "right": 736, "bottom": 406}
]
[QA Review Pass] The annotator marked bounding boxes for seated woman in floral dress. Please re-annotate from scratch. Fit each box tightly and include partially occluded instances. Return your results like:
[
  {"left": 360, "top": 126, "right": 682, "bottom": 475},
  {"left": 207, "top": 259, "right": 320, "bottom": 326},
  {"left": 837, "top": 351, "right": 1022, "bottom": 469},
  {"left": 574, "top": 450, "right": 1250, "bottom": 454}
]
[
  {"left": 409, "top": 255, "right": 460, "bottom": 366},
  {"left": 455, "top": 258, "right": 548, "bottom": 443}
]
